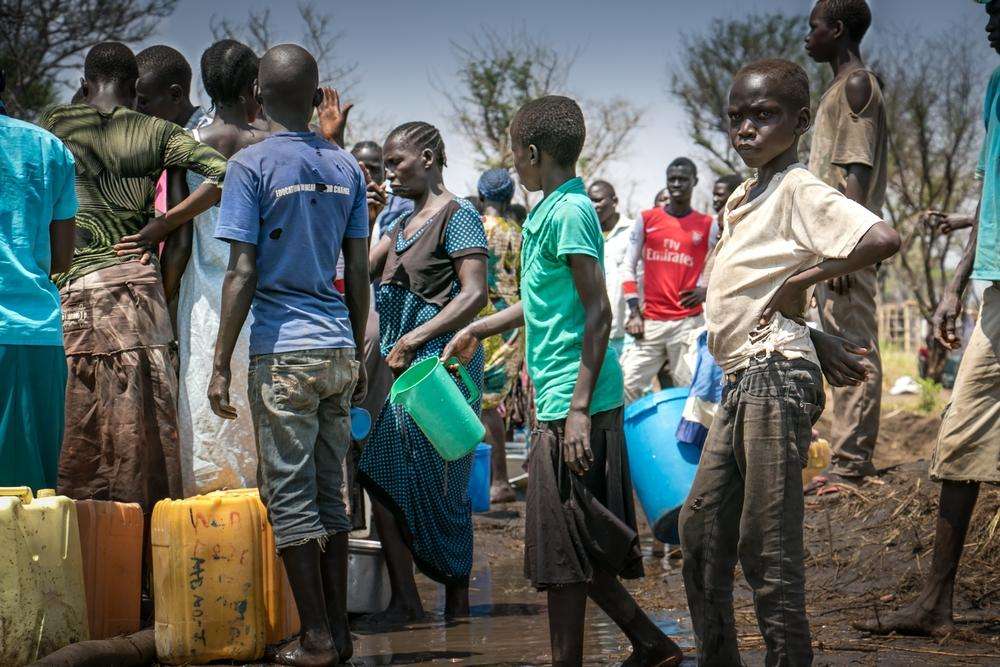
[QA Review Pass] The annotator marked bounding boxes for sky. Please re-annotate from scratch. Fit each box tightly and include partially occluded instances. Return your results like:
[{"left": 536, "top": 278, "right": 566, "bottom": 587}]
[{"left": 112, "top": 0, "right": 993, "bottom": 214}]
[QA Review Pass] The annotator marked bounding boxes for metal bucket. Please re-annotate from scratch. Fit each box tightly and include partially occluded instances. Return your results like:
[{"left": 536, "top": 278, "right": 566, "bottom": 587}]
[{"left": 347, "top": 539, "right": 392, "bottom": 614}]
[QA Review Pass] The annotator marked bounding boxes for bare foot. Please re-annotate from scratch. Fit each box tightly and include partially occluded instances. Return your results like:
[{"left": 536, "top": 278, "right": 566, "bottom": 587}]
[
  {"left": 622, "top": 638, "right": 684, "bottom": 666},
  {"left": 852, "top": 602, "right": 955, "bottom": 637},
  {"left": 272, "top": 635, "right": 338, "bottom": 667},
  {"left": 357, "top": 604, "right": 425, "bottom": 629},
  {"left": 490, "top": 482, "right": 516, "bottom": 504}
]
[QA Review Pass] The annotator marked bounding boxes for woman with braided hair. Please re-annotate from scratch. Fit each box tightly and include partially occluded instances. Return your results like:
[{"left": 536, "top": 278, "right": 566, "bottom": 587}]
[{"left": 358, "top": 121, "right": 489, "bottom": 624}]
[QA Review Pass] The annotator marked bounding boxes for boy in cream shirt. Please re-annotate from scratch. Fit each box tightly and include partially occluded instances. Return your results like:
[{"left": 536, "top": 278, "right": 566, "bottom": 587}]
[{"left": 678, "top": 58, "right": 900, "bottom": 667}]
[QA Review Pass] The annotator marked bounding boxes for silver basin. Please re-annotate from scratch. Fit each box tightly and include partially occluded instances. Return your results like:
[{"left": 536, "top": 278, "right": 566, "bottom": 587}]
[{"left": 348, "top": 538, "right": 392, "bottom": 614}]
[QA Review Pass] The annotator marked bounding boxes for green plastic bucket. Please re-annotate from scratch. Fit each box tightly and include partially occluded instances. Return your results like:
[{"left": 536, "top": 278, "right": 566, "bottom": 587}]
[{"left": 389, "top": 357, "right": 485, "bottom": 461}]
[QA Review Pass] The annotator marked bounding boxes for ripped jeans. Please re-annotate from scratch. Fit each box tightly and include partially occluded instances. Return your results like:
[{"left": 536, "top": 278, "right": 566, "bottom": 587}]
[
  {"left": 679, "top": 356, "right": 824, "bottom": 667},
  {"left": 249, "top": 348, "right": 358, "bottom": 550}
]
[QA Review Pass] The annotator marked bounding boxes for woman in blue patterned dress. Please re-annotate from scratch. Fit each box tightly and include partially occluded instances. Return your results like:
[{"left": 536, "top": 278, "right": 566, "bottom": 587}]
[{"left": 358, "top": 122, "right": 488, "bottom": 624}]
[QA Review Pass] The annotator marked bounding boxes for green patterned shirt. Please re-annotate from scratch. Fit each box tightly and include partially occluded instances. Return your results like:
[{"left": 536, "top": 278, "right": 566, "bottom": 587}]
[{"left": 40, "top": 104, "right": 227, "bottom": 285}]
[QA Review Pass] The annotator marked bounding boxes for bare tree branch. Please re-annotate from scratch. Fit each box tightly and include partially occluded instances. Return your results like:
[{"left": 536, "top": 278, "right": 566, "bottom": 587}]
[
  {"left": 879, "top": 27, "right": 985, "bottom": 324},
  {"left": 668, "top": 12, "right": 829, "bottom": 178},
  {"left": 209, "top": 2, "right": 357, "bottom": 91},
  {"left": 438, "top": 24, "right": 642, "bottom": 182}
]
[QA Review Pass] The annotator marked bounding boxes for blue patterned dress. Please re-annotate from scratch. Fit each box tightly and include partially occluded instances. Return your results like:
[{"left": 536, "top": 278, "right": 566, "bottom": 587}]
[{"left": 359, "top": 198, "right": 487, "bottom": 586}]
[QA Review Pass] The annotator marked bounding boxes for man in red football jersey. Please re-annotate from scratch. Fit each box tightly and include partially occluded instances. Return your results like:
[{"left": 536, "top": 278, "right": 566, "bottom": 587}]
[{"left": 621, "top": 157, "right": 714, "bottom": 400}]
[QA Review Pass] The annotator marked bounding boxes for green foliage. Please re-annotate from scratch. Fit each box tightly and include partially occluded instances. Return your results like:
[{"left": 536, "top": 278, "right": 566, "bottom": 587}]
[
  {"left": 916, "top": 377, "right": 943, "bottom": 415},
  {"left": 0, "top": 0, "right": 178, "bottom": 120},
  {"left": 669, "top": 12, "right": 829, "bottom": 177}
]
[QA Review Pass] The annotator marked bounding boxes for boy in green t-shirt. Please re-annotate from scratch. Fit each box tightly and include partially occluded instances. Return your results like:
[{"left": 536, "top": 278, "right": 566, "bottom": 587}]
[{"left": 444, "top": 96, "right": 683, "bottom": 666}]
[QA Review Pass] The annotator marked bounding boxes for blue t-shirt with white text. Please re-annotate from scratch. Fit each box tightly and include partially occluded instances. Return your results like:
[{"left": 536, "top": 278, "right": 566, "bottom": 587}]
[{"left": 215, "top": 132, "right": 368, "bottom": 355}]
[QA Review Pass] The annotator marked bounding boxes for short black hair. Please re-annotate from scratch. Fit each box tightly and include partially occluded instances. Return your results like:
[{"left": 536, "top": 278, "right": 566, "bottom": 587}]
[
  {"left": 667, "top": 157, "right": 697, "bottom": 176},
  {"left": 136, "top": 45, "right": 192, "bottom": 92},
  {"left": 386, "top": 121, "right": 447, "bottom": 167},
  {"left": 352, "top": 140, "right": 382, "bottom": 155},
  {"left": 200, "top": 40, "right": 258, "bottom": 106},
  {"left": 588, "top": 179, "right": 616, "bottom": 195},
  {"left": 734, "top": 59, "right": 810, "bottom": 113},
  {"left": 815, "top": 0, "right": 872, "bottom": 43},
  {"left": 258, "top": 44, "right": 318, "bottom": 114},
  {"left": 510, "top": 95, "right": 585, "bottom": 168},
  {"left": 715, "top": 174, "right": 743, "bottom": 191},
  {"left": 84, "top": 42, "right": 138, "bottom": 85}
]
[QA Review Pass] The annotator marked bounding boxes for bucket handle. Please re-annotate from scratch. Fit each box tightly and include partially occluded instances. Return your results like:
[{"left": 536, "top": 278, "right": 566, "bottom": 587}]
[
  {"left": 446, "top": 357, "right": 480, "bottom": 406},
  {"left": 0, "top": 487, "right": 33, "bottom": 503}
]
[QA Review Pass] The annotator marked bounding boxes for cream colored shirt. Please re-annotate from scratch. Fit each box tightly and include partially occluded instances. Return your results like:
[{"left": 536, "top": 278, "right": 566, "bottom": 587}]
[{"left": 706, "top": 164, "right": 881, "bottom": 373}]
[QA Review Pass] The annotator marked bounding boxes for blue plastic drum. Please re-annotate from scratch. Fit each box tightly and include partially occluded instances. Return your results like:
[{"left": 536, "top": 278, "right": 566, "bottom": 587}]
[
  {"left": 624, "top": 388, "right": 702, "bottom": 544},
  {"left": 468, "top": 443, "right": 492, "bottom": 513}
]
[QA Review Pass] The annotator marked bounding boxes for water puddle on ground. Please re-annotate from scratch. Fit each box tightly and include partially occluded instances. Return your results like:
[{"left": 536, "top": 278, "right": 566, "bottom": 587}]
[{"left": 351, "top": 554, "right": 694, "bottom": 665}]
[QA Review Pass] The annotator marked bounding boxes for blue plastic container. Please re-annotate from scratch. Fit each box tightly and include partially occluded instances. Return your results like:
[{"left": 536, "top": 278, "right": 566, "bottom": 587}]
[
  {"left": 468, "top": 443, "right": 492, "bottom": 513},
  {"left": 624, "top": 388, "right": 702, "bottom": 544},
  {"left": 350, "top": 407, "right": 372, "bottom": 441}
]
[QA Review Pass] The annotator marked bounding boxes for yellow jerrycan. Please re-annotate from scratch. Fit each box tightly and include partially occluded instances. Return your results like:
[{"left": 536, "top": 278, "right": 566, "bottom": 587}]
[
  {"left": 152, "top": 490, "right": 267, "bottom": 664},
  {"left": 228, "top": 488, "right": 300, "bottom": 644},
  {"left": 0, "top": 487, "right": 89, "bottom": 666}
]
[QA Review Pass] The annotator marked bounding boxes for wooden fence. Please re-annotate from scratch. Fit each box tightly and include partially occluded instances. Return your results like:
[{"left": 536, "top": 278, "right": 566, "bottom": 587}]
[{"left": 878, "top": 300, "right": 924, "bottom": 353}]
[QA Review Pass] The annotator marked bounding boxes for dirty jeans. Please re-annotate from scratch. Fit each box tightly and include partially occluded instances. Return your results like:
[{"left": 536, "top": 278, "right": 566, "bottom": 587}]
[
  {"left": 248, "top": 347, "right": 358, "bottom": 550},
  {"left": 815, "top": 266, "right": 881, "bottom": 478},
  {"left": 679, "top": 356, "right": 824, "bottom": 667}
]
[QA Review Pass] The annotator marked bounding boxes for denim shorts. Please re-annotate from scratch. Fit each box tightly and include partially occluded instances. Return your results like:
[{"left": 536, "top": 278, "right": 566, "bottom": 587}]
[{"left": 248, "top": 347, "right": 358, "bottom": 549}]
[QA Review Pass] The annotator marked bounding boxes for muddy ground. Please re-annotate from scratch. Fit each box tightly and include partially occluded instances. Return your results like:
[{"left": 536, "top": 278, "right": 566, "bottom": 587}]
[
  {"left": 348, "top": 408, "right": 1000, "bottom": 665},
  {"left": 171, "top": 407, "right": 997, "bottom": 666}
]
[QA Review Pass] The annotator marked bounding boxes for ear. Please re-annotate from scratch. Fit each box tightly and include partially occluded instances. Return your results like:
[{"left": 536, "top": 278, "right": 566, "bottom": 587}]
[
  {"left": 528, "top": 144, "right": 540, "bottom": 165},
  {"left": 80, "top": 78, "right": 89, "bottom": 100},
  {"left": 312, "top": 88, "right": 322, "bottom": 108},
  {"left": 795, "top": 106, "right": 812, "bottom": 135},
  {"left": 421, "top": 147, "right": 435, "bottom": 169},
  {"left": 169, "top": 83, "right": 184, "bottom": 102},
  {"left": 832, "top": 19, "right": 846, "bottom": 40}
]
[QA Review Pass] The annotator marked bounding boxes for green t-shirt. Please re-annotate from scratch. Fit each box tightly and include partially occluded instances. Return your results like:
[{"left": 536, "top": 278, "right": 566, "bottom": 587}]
[{"left": 520, "top": 177, "right": 624, "bottom": 422}]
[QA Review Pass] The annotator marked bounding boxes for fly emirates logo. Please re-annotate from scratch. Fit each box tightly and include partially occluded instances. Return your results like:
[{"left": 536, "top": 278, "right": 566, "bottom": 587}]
[{"left": 644, "top": 237, "right": 695, "bottom": 267}]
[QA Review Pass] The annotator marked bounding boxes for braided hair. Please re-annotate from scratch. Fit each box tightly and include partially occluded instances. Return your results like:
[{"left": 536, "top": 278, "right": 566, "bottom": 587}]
[
  {"left": 200, "top": 40, "right": 258, "bottom": 107},
  {"left": 386, "top": 121, "right": 447, "bottom": 168}
]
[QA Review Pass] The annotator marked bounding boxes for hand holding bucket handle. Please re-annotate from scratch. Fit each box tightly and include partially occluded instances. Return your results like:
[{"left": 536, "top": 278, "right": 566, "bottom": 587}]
[{"left": 446, "top": 357, "right": 480, "bottom": 406}]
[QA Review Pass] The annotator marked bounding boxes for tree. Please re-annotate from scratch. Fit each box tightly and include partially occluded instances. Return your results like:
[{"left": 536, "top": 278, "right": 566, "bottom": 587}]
[
  {"left": 441, "top": 27, "right": 643, "bottom": 181},
  {"left": 209, "top": 3, "right": 357, "bottom": 92},
  {"left": 670, "top": 12, "right": 829, "bottom": 177},
  {"left": 878, "top": 28, "right": 986, "bottom": 377},
  {"left": 209, "top": 2, "right": 382, "bottom": 142},
  {"left": 0, "top": 0, "right": 177, "bottom": 119}
]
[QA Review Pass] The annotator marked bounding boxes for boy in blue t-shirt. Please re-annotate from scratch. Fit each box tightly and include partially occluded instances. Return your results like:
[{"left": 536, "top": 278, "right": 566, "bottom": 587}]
[{"left": 209, "top": 44, "right": 369, "bottom": 666}]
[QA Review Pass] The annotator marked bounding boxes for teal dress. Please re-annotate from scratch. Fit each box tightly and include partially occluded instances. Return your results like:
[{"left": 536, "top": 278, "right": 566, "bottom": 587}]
[{"left": 359, "top": 198, "right": 487, "bottom": 586}]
